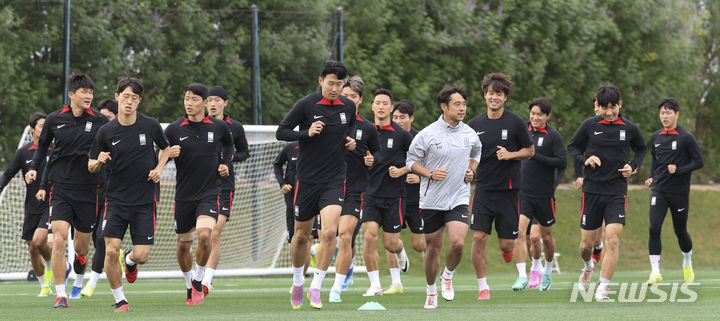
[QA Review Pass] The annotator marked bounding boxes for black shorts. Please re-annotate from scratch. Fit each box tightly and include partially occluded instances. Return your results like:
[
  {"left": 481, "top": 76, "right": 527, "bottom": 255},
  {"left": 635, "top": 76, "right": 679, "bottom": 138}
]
[
  {"left": 580, "top": 192, "right": 626, "bottom": 230},
  {"left": 286, "top": 215, "right": 319, "bottom": 243},
  {"left": 174, "top": 195, "right": 219, "bottom": 234},
  {"left": 422, "top": 205, "right": 468, "bottom": 234},
  {"left": 520, "top": 195, "right": 556, "bottom": 227},
  {"left": 293, "top": 179, "right": 344, "bottom": 222},
  {"left": 470, "top": 188, "right": 520, "bottom": 239},
  {"left": 102, "top": 202, "right": 157, "bottom": 245},
  {"left": 404, "top": 203, "right": 424, "bottom": 234},
  {"left": 219, "top": 190, "right": 234, "bottom": 219},
  {"left": 361, "top": 196, "right": 404, "bottom": 233},
  {"left": 649, "top": 191, "right": 689, "bottom": 218},
  {"left": 49, "top": 185, "right": 99, "bottom": 233},
  {"left": 341, "top": 192, "right": 363, "bottom": 218},
  {"left": 22, "top": 211, "right": 50, "bottom": 241}
]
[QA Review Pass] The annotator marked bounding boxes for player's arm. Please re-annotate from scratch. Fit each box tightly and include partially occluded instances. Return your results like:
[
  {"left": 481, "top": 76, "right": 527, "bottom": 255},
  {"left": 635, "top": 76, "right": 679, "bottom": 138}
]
[
  {"left": 531, "top": 131, "right": 567, "bottom": 169},
  {"left": 217, "top": 123, "right": 234, "bottom": 177},
  {"left": 406, "top": 133, "right": 441, "bottom": 180},
  {"left": 273, "top": 145, "right": 289, "bottom": 187},
  {"left": 628, "top": 124, "right": 647, "bottom": 172},
  {"left": 38, "top": 150, "right": 52, "bottom": 191},
  {"left": 645, "top": 135, "right": 657, "bottom": 187},
  {"left": 88, "top": 128, "right": 110, "bottom": 174},
  {"left": 148, "top": 122, "right": 171, "bottom": 182},
  {"left": 675, "top": 134, "right": 704, "bottom": 174},
  {"left": 0, "top": 149, "right": 23, "bottom": 192},
  {"left": 164, "top": 125, "right": 181, "bottom": 158},
  {"left": 567, "top": 120, "right": 591, "bottom": 166},
  {"left": 232, "top": 124, "right": 250, "bottom": 162},
  {"left": 26, "top": 116, "right": 54, "bottom": 184},
  {"left": 276, "top": 102, "right": 310, "bottom": 141},
  {"left": 388, "top": 131, "right": 413, "bottom": 177}
]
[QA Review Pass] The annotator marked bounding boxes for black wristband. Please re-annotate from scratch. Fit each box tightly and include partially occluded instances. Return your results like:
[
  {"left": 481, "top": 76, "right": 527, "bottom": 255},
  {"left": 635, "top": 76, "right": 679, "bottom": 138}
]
[{"left": 429, "top": 170, "right": 434, "bottom": 180}]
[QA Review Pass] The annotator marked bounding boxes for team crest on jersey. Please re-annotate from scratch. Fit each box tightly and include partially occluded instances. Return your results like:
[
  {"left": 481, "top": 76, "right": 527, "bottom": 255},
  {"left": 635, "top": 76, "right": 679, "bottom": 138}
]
[
  {"left": 85, "top": 121, "right": 93, "bottom": 132},
  {"left": 501, "top": 129, "right": 508, "bottom": 140},
  {"left": 356, "top": 129, "right": 363, "bottom": 140},
  {"left": 387, "top": 138, "right": 394, "bottom": 149},
  {"left": 619, "top": 130, "right": 626, "bottom": 141},
  {"left": 538, "top": 137, "right": 544, "bottom": 147},
  {"left": 208, "top": 132, "right": 214, "bottom": 143},
  {"left": 464, "top": 136, "right": 470, "bottom": 148},
  {"left": 340, "top": 112, "right": 347, "bottom": 124},
  {"left": 139, "top": 134, "right": 147, "bottom": 146},
  {"left": 672, "top": 141, "right": 677, "bottom": 150}
]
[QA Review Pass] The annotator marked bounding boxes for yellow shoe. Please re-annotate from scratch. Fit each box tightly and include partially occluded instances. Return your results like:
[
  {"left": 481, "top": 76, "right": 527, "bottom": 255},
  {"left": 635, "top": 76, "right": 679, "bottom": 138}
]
[
  {"left": 81, "top": 283, "right": 95, "bottom": 297},
  {"left": 647, "top": 272, "right": 663, "bottom": 285},
  {"left": 37, "top": 286, "right": 52, "bottom": 297},
  {"left": 384, "top": 282, "right": 403, "bottom": 294},
  {"left": 683, "top": 267, "right": 695, "bottom": 284},
  {"left": 119, "top": 249, "right": 125, "bottom": 275},
  {"left": 43, "top": 268, "right": 53, "bottom": 287}
]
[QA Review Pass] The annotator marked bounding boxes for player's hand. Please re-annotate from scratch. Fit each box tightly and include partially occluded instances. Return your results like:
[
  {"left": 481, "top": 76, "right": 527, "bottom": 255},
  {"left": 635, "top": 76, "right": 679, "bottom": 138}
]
[
  {"left": 575, "top": 177, "right": 584, "bottom": 189},
  {"left": 431, "top": 168, "right": 448, "bottom": 181},
  {"left": 364, "top": 151, "right": 374, "bottom": 167},
  {"left": 308, "top": 121, "right": 325, "bottom": 137},
  {"left": 406, "top": 173, "right": 420, "bottom": 184},
  {"left": 35, "top": 189, "right": 46, "bottom": 201},
  {"left": 496, "top": 146, "right": 512, "bottom": 160},
  {"left": 148, "top": 169, "right": 162, "bottom": 183},
  {"left": 25, "top": 170, "right": 37, "bottom": 184},
  {"left": 464, "top": 168, "right": 474, "bottom": 183},
  {"left": 97, "top": 151, "right": 111, "bottom": 164},
  {"left": 345, "top": 136, "right": 356, "bottom": 151},
  {"left": 280, "top": 184, "right": 293, "bottom": 194},
  {"left": 645, "top": 178, "right": 653, "bottom": 187},
  {"left": 168, "top": 145, "right": 181, "bottom": 158},
  {"left": 388, "top": 166, "right": 402, "bottom": 178},
  {"left": 585, "top": 155, "right": 601, "bottom": 169},
  {"left": 618, "top": 163, "right": 634, "bottom": 178},
  {"left": 218, "top": 164, "right": 229, "bottom": 177},
  {"left": 667, "top": 164, "right": 677, "bottom": 174}
]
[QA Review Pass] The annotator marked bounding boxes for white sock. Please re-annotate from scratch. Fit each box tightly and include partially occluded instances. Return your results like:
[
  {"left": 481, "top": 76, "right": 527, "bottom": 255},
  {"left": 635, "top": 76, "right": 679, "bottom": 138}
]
[
  {"left": 531, "top": 258, "right": 542, "bottom": 271},
  {"left": 193, "top": 264, "right": 205, "bottom": 281},
  {"left": 292, "top": 265, "right": 304, "bottom": 287},
  {"left": 368, "top": 270, "right": 381, "bottom": 289},
  {"left": 441, "top": 266, "right": 454, "bottom": 279},
  {"left": 584, "top": 259, "right": 594, "bottom": 271},
  {"left": 426, "top": 283, "right": 437, "bottom": 295},
  {"left": 125, "top": 253, "right": 136, "bottom": 266},
  {"left": 37, "top": 273, "right": 45, "bottom": 287},
  {"left": 649, "top": 255, "right": 661, "bottom": 274},
  {"left": 203, "top": 267, "right": 216, "bottom": 284},
  {"left": 598, "top": 277, "right": 610, "bottom": 291},
  {"left": 87, "top": 271, "right": 100, "bottom": 288},
  {"left": 682, "top": 251, "right": 692, "bottom": 268},
  {"left": 331, "top": 273, "right": 345, "bottom": 291},
  {"left": 111, "top": 286, "right": 126, "bottom": 303},
  {"left": 56, "top": 284, "right": 66, "bottom": 298},
  {"left": 183, "top": 271, "right": 193, "bottom": 289},
  {"left": 309, "top": 269, "right": 326, "bottom": 290},
  {"left": 544, "top": 260, "right": 553, "bottom": 275},
  {"left": 389, "top": 268, "right": 401, "bottom": 285},
  {"left": 595, "top": 240, "right": 604, "bottom": 250},
  {"left": 73, "top": 274, "right": 84, "bottom": 288},
  {"left": 477, "top": 277, "right": 489, "bottom": 291},
  {"left": 516, "top": 263, "right": 527, "bottom": 278}
]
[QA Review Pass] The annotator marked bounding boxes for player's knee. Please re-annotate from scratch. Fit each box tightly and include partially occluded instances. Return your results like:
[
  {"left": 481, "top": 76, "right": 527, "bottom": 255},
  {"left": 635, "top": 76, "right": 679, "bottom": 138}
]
[
  {"left": 412, "top": 240, "right": 426, "bottom": 253},
  {"left": 500, "top": 243, "right": 514, "bottom": 253},
  {"left": 176, "top": 238, "right": 192, "bottom": 251},
  {"left": 672, "top": 225, "right": 687, "bottom": 236},
  {"left": 382, "top": 237, "right": 401, "bottom": 252},
  {"left": 364, "top": 230, "right": 378, "bottom": 243},
  {"left": 605, "top": 235, "right": 620, "bottom": 249},
  {"left": 541, "top": 233, "right": 553, "bottom": 244},
  {"left": 472, "top": 232, "right": 487, "bottom": 244},
  {"left": 27, "top": 241, "right": 38, "bottom": 253},
  {"left": 133, "top": 252, "right": 149, "bottom": 264},
  {"left": 529, "top": 234, "right": 541, "bottom": 244},
  {"left": 649, "top": 225, "right": 662, "bottom": 237},
  {"left": 105, "top": 247, "right": 120, "bottom": 260}
]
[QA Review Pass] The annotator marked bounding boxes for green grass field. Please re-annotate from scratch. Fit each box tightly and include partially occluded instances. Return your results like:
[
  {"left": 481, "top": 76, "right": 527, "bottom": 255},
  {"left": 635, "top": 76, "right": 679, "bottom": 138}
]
[{"left": 2, "top": 271, "right": 720, "bottom": 320}]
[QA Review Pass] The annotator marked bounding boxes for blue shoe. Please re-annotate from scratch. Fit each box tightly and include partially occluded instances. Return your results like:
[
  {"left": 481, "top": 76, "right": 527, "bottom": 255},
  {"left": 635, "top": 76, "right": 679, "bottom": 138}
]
[
  {"left": 512, "top": 277, "right": 528, "bottom": 291},
  {"left": 341, "top": 266, "right": 354, "bottom": 291},
  {"left": 328, "top": 289, "right": 342, "bottom": 303},
  {"left": 69, "top": 286, "right": 82, "bottom": 299},
  {"left": 540, "top": 274, "right": 552, "bottom": 291}
]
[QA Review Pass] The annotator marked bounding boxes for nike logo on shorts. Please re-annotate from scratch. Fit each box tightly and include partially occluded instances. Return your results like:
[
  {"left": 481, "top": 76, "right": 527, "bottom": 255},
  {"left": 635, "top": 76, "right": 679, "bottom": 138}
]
[
  {"left": 461, "top": 215, "right": 468, "bottom": 218},
  {"left": 147, "top": 236, "right": 154, "bottom": 240},
  {"left": 210, "top": 209, "right": 217, "bottom": 213},
  {"left": 339, "top": 198, "right": 344, "bottom": 202},
  {"left": 222, "top": 207, "right": 229, "bottom": 211},
  {"left": 393, "top": 225, "right": 401, "bottom": 229},
  {"left": 594, "top": 131, "right": 603, "bottom": 135},
  {"left": 618, "top": 214, "right": 625, "bottom": 218},
  {"left": 180, "top": 136, "right": 189, "bottom": 141},
  {"left": 512, "top": 231, "right": 519, "bottom": 235},
  {"left": 26, "top": 160, "right": 33, "bottom": 163},
  {"left": 678, "top": 208, "right": 685, "bottom": 212}
]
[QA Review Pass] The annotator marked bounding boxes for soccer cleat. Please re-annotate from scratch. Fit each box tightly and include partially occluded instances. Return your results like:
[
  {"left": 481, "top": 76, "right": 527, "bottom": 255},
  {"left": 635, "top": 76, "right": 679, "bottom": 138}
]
[
  {"left": 124, "top": 249, "right": 137, "bottom": 283},
  {"left": 290, "top": 285, "right": 303, "bottom": 310},
  {"left": 38, "top": 286, "right": 52, "bottom": 297},
  {"left": 646, "top": 272, "right": 663, "bottom": 285},
  {"left": 81, "top": 283, "right": 95, "bottom": 297},
  {"left": 328, "top": 289, "right": 342, "bottom": 303},
  {"left": 540, "top": 274, "right": 552, "bottom": 291},
  {"left": 307, "top": 288, "right": 322, "bottom": 309},
  {"left": 310, "top": 244, "right": 319, "bottom": 268},
  {"left": 188, "top": 280, "right": 205, "bottom": 305},
  {"left": 578, "top": 268, "right": 594, "bottom": 290},
  {"left": 113, "top": 300, "right": 129, "bottom": 312},
  {"left": 502, "top": 250, "right": 514, "bottom": 263},
  {"left": 397, "top": 248, "right": 409, "bottom": 272},
  {"left": 53, "top": 296, "right": 69, "bottom": 308},
  {"left": 424, "top": 293, "right": 438, "bottom": 309},
  {"left": 202, "top": 282, "right": 213, "bottom": 297},
  {"left": 69, "top": 286, "right": 82, "bottom": 299},
  {"left": 73, "top": 254, "right": 87, "bottom": 274},
  {"left": 592, "top": 248, "right": 602, "bottom": 266},
  {"left": 362, "top": 286, "right": 383, "bottom": 297},
  {"left": 477, "top": 289, "right": 491, "bottom": 300},
  {"left": 683, "top": 267, "right": 695, "bottom": 284},
  {"left": 384, "top": 282, "right": 403, "bottom": 294},
  {"left": 594, "top": 286, "right": 610, "bottom": 301},
  {"left": 43, "top": 268, "right": 53, "bottom": 288},
  {"left": 185, "top": 288, "right": 192, "bottom": 305},
  {"left": 440, "top": 275, "right": 454, "bottom": 301},
  {"left": 341, "top": 267, "right": 354, "bottom": 291},
  {"left": 528, "top": 270, "right": 541, "bottom": 288},
  {"left": 512, "top": 277, "right": 528, "bottom": 291}
]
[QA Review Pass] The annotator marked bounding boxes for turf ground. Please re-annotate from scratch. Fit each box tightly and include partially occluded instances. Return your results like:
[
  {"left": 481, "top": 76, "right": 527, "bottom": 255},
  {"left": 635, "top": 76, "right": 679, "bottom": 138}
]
[{"left": 3, "top": 271, "right": 720, "bottom": 320}]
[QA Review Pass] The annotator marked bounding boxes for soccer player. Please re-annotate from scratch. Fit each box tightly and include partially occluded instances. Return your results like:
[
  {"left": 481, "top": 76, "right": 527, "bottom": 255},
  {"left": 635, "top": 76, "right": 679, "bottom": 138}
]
[
  {"left": 25, "top": 73, "right": 108, "bottom": 308},
  {"left": 567, "top": 85, "right": 646, "bottom": 301},
  {"left": 81, "top": 98, "right": 120, "bottom": 298},
  {"left": 512, "top": 98, "right": 566, "bottom": 291},
  {"left": 467, "top": 73, "right": 534, "bottom": 300},
  {"left": 276, "top": 60, "right": 356, "bottom": 310},
  {"left": 361, "top": 88, "right": 412, "bottom": 297},
  {"left": 88, "top": 77, "right": 172, "bottom": 312},
  {"left": 328, "top": 76, "right": 379, "bottom": 303},
  {"left": 406, "top": 86, "right": 481, "bottom": 309},
  {"left": 202, "top": 86, "right": 250, "bottom": 295},
  {"left": 0, "top": 112, "right": 53, "bottom": 297},
  {"left": 165, "top": 83, "right": 234, "bottom": 306},
  {"left": 644, "top": 98, "right": 703, "bottom": 285}
]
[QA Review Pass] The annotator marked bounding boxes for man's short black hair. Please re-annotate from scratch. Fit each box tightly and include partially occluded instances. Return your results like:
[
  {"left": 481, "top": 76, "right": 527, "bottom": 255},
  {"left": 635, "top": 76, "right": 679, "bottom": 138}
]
[
  {"left": 117, "top": 77, "right": 143, "bottom": 96},
  {"left": 595, "top": 85, "right": 622, "bottom": 107},
  {"left": 529, "top": 98, "right": 552, "bottom": 115},
  {"left": 67, "top": 73, "right": 94, "bottom": 92},
  {"left": 29, "top": 112, "right": 47, "bottom": 129},
  {"left": 394, "top": 100, "right": 415, "bottom": 117},
  {"left": 185, "top": 83, "right": 208, "bottom": 100},
  {"left": 374, "top": 88, "right": 394, "bottom": 102},
  {"left": 98, "top": 99, "right": 118, "bottom": 115},
  {"left": 481, "top": 73, "right": 513, "bottom": 96},
  {"left": 320, "top": 60, "right": 347, "bottom": 79},
  {"left": 437, "top": 86, "right": 468, "bottom": 111},
  {"left": 658, "top": 97, "right": 679, "bottom": 112}
]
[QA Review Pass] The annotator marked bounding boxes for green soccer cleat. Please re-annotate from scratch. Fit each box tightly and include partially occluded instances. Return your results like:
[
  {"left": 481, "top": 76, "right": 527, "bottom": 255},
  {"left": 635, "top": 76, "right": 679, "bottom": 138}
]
[
  {"left": 307, "top": 288, "right": 322, "bottom": 309},
  {"left": 540, "top": 274, "right": 552, "bottom": 291},
  {"left": 512, "top": 277, "right": 528, "bottom": 291},
  {"left": 647, "top": 272, "right": 663, "bottom": 285},
  {"left": 43, "top": 268, "right": 53, "bottom": 288},
  {"left": 81, "top": 283, "right": 95, "bottom": 297},
  {"left": 37, "top": 286, "right": 52, "bottom": 297},
  {"left": 683, "top": 267, "right": 695, "bottom": 284},
  {"left": 310, "top": 244, "right": 319, "bottom": 268}
]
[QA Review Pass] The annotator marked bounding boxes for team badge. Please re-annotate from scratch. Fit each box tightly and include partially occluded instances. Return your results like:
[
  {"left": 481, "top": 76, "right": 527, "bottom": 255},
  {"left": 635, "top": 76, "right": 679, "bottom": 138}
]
[
  {"left": 356, "top": 129, "right": 363, "bottom": 140},
  {"left": 208, "top": 132, "right": 214, "bottom": 143},
  {"left": 620, "top": 130, "right": 626, "bottom": 141},
  {"left": 387, "top": 138, "right": 394, "bottom": 148},
  {"left": 538, "top": 137, "right": 544, "bottom": 147},
  {"left": 672, "top": 141, "right": 677, "bottom": 150},
  {"left": 85, "top": 121, "right": 92, "bottom": 132},
  {"left": 501, "top": 129, "right": 508, "bottom": 140},
  {"left": 139, "top": 134, "right": 147, "bottom": 146},
  {"left": 340, "top": 112, "right": 347, "bottom": 124}
]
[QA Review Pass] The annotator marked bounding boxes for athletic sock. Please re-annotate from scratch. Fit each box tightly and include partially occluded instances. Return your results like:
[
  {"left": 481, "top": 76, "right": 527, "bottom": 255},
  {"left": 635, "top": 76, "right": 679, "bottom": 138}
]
[
  {"left": 441, "top": 266, "right": 454, "bottom": 279},
  {"left": 426, "top": 283, "right": 437, "bottom": 295},
  {"left": 368, "top": 270, "right": 381, "bottom": 289},
  {"left": 682, "top": 250, "right": 692, "bottom": 268},
  {"left": 477, "top": 277, "right": 489, "bottom": 291},
  {"left": 37, "top": 273, "right": 45, "bottom": 288},
  {"left": 584, "top": 259, "right": 594, "bottom": 271},
  {"left": 183, "top": 271, "right": 193, "bottom": 289},
  {"left": 111, "top": 286, "right": 127, "bottom": 303},
  {"left": 87, "top": 271, "right": 100, "bottom": 288},
  {"left": 594, "top": 241, "right": 604, "bottom": 253},
  {"left": 331, "top": 273, "right": 345, "bottom": 292},
  {"left": 649, "top": 255, "right": 661, "bottom": 274},
  {"left": 56, "top": 284, "right": 66, "bottom": 298},
  {"left": 389, "top": 268, "right": 401, "bottom": 285},
  {"left": 531, "top": 258, "right": 542, "bottom": 271},
  {"left": 516, "top": 263, "right": 527, "bottom": 278},
  {"left": 125, "top": 253, "right": 136, "bottom": 267},
  {"left": 309, "top": 269, "right": 326, "bottom": 290},
  {"left": 598, "top": 277, "right": 610, "bottom": 292},
  {"left": 192, "top": 264, "right": 205, "bottom": 282},
  {"left": 203, "top": 267, "right": 216, "bottom": 285},
  {"left": 544, "top": 260, "right": 553, "bottom": 275},
  {"left": 73, "top": 274, "right": 84, "bottom": 288},
  {"left": 292, "top": 265, "right": 304, "bottom": 287}
]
